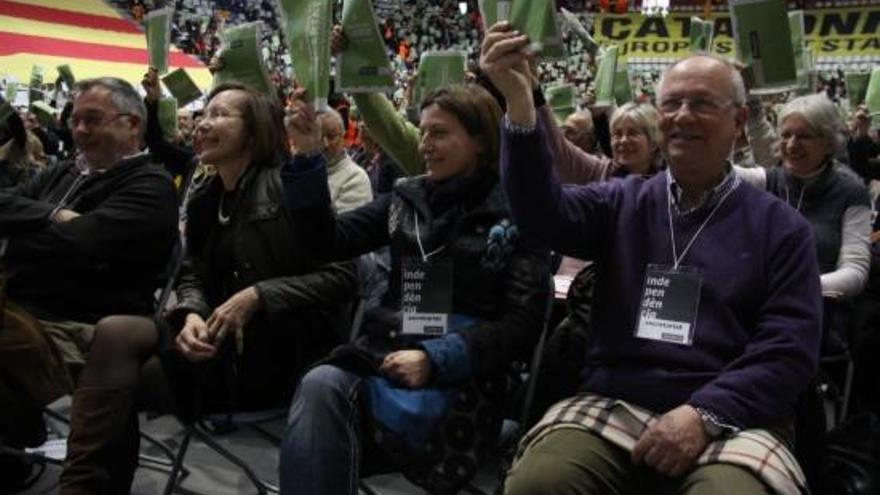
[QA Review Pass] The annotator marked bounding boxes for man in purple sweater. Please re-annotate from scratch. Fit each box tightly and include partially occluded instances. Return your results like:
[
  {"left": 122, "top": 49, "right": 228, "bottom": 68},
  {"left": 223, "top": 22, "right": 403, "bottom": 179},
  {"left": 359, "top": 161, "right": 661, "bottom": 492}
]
[{"left": 482, "top": 23, "right": 821, "bottom": 495}]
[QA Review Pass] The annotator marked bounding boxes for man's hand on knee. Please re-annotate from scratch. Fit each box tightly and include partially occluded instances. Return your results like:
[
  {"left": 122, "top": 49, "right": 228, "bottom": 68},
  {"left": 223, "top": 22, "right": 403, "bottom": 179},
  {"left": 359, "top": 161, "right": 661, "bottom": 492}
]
[{"left": 631, "top": 404, "right": 708, "bottom": 477}]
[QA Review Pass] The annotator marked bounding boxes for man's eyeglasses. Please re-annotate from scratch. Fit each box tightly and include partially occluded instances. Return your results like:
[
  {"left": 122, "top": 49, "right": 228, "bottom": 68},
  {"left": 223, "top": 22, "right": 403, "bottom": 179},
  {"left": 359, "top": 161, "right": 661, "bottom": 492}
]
[
  {"left": 657, "top": 97, "right": 735, "bottom": 117},
  {"left": 68, "top": 112, "right": 132, "bottom": 129}
]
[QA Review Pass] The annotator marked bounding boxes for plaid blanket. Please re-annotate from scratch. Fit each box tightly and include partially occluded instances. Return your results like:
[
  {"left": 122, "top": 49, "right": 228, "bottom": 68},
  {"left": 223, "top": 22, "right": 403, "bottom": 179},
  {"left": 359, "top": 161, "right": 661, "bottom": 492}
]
[{"left": 516, "top": 394, "right": 806, "bottom": 495}]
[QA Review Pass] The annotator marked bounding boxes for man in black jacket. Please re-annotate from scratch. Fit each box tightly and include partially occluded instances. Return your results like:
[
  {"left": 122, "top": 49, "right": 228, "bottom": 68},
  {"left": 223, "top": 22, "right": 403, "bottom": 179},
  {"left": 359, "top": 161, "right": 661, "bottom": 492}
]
[{"left": 0, "top": 77, "right": 178, "bottom": 483}]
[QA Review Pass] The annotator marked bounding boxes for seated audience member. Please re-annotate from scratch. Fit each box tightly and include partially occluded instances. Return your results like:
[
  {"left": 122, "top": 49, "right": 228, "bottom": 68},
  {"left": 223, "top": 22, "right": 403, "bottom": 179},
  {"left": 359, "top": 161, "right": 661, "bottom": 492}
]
[
  {"left": 561, "top": 110, "right": 597, "bottom": 155},
  {"left": 279, "top": 84, "right": 551, "bottom": 494},
  {"left": 0, "top": 104, "right": 45, "bottom": 188},
  {"left": 58, "top": 83, "right": 358, "bottom": 494},
  {"left": 316, "top": 108, "right": 373, "bottom": 212},
  {"left": 358, "top": 121, "right": 402, "bottom": 196},
  {"left": 485, "top": 22, "right": 821, "bottom": 495},
  {"left": 0, "top": 77, "right": 178, "bottom": 485},
  {"left": 736, "top": 94, "right": 872, "bottom": 301},
  {"left": 848, "top": 104, "right": 880, "bottom": 183}
]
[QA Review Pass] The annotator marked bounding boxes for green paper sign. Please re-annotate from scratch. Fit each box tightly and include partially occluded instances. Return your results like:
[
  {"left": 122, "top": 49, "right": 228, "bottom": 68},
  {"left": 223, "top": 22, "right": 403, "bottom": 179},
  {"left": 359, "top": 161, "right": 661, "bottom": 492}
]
[
  {"left": 689, "top": 17, "right": 714, "bottom": 53},
  {"left": 279, "top": 0, "right": 333, "bottom": 110},
  {"left": 730, "top": 0, "right": 798, "bottom": 94},
  {"left": 162, "top": 68, "right": 203, "bottom": 107},
  {"left": 29, "top": 65, "right": 44, "bottom": 106},
  {"left": 57, "top": 65, "right": 76, "bottom": 90},
  {"left": 5, "top": 82, "right": 18, "bottom": 102},
  {"left": 593, "top": 46, "right": 618, "bottom": 108},
  {"left": 213, "top": 22, "right": 275, "bottom": 97},
  {"left": 614, "top": 68, "right": 633, "bottom": 105},
  {"left": 866, "top": 68, "right": 880, "bottom": 122},
  {"left": 413, "top": 50, "right": 467, "bottom": 107},
  {"left": 546, "top": 84, "right": 576, "bottom": 124},
  {"left": 30, "top": 101, "right": 57, "bottom": 127},
  {"left": 337, "top": 0, "right": 395, "bottom": 93},
  {"left": 145, "top": 7, "right": 173, "bottom": 74},
  {"left": 846, "top": 72, "right": 870, "bottom": 106}
]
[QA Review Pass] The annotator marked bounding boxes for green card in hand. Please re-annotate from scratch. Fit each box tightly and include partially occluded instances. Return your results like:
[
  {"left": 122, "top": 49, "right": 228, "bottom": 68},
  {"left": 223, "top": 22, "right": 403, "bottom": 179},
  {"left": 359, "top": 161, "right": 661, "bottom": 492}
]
[
  {"left": 730, "top": 0, "right": 798, "bottom": 94},
  {"left": 57, "top": 65, "right": 76, "bottom": 90},
  {"left": 414, "top": 51, "right": 467, "bottom": 107},
  {"left": 337, "top": 0, "right": 395, "bottom": 93},
  {"left": 593, "top": 46, "right": 619, "bottom": 108},
  {"left": 279, "top": 0, "right": 333, "bottom": 110},
  {"left": 213, "top": 22, "right": 275, "bottom": 97},
  {"left": 162, "top": 68, "right": 203, "bottom": 107},
  {"left": 546, "top": 84, "right": 576, "bottom": 124},
  {"left": 145, "top": 7, "right": 173, "bottom": 74}
]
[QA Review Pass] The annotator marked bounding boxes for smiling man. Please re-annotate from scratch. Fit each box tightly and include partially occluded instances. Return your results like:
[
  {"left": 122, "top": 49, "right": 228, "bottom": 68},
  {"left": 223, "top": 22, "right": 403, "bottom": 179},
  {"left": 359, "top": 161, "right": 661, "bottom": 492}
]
[
  {"left": 0, "top": 77, "right": 177, "bottom": 483},
  {"left": 484, "top": 35, "right": 822, "bottom": 495}
]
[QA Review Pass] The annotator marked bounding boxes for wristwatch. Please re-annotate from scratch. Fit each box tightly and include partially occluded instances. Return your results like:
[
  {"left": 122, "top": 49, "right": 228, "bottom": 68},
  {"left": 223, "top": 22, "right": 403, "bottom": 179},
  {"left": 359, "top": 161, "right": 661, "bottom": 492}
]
[{"left": 695, "top": 407, "right": 736, "bottom": 439}]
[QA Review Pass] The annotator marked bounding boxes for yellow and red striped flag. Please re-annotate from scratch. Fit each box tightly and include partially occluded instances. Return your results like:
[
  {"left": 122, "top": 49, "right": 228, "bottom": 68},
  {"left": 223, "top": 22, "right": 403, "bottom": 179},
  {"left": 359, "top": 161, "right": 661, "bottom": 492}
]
[{"left": 0, "top": 0, "right": 212, "bottom": 90}]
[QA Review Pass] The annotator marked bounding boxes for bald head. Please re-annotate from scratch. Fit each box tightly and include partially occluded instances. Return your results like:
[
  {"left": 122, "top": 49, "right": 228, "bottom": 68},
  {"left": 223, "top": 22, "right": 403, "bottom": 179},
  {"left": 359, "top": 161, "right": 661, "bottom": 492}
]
[{"left": 658, "top": 55, "right": 746, "bottom": 106}]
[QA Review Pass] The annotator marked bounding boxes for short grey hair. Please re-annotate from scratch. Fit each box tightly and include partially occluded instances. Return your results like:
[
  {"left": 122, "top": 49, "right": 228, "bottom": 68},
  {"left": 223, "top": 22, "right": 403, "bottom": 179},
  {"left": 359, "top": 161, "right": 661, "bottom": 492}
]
[
  {"left": 317, "top": 107, "right": 344, "bottom": 133},
  {"left": 658, "top": 54, "right": 746, "bottom": 105},
  {"left": 74, "top": 77, "right": 146, "bottom": 140},
  {"left": 777, "top": 93, "right": 845, "bottom": 156},
  {"left": 611, "top": 102, "right": 661, "bottom": 149}
]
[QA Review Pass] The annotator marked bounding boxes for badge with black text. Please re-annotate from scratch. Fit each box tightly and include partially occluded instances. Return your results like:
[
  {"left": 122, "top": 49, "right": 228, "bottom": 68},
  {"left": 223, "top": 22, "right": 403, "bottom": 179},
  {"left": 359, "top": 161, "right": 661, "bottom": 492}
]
[
  {"left": 635, "top": 264, "right": 702, "bottom": 346},
  {"left": 401, "top": 257, "right": 453, "bottom": 336}
]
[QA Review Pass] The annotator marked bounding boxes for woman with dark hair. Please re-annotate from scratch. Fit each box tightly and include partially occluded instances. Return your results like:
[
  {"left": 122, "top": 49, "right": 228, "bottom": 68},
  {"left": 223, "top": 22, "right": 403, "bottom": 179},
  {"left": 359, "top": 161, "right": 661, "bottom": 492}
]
[
  {"left": 59, "top": 83, "right": 358, "bottom": 494},
  {"left": 278, "top": 84, "right": 551, "bottom": 494}
]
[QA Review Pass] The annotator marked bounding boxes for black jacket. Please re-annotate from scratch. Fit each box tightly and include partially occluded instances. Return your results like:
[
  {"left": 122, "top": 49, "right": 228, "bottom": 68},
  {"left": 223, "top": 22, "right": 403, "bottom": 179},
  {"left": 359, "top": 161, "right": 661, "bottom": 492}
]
[
  {"left": 286, "top": 164, "right": 551, "bottom": 380},
  {"left": 0, "top": 153, "right": 178, "bottom": 323},
  {"left": 172, "top": 163, "right": 358, "bottom": 410}
]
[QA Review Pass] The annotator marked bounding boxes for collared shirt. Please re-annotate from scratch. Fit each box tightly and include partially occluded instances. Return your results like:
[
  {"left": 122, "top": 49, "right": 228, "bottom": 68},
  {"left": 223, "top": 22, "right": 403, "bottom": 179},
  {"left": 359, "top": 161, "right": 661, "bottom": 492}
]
[{"left": 666, "top": 163, "right": 739, "bottom": 216}]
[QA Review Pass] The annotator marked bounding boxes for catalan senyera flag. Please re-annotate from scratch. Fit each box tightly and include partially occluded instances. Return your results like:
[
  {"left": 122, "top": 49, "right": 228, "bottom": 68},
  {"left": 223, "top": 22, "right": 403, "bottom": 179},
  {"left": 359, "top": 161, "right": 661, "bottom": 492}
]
[{"left": 0, "top": 0, "right": 213, "bottom": 90}]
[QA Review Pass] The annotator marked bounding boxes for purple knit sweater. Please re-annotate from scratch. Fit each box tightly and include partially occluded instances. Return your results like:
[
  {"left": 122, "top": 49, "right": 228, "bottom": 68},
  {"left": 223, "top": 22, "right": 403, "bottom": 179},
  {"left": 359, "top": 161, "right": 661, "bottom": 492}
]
[{"left": 502, "top": 124, "right": 822, "bottom": 429}]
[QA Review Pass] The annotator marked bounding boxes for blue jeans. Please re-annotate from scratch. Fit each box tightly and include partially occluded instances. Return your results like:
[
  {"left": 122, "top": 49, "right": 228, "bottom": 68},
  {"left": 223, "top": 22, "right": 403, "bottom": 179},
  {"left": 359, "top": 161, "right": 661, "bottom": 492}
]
[{"left": 279, "top": 365, "right": 364, "bottom": 495}]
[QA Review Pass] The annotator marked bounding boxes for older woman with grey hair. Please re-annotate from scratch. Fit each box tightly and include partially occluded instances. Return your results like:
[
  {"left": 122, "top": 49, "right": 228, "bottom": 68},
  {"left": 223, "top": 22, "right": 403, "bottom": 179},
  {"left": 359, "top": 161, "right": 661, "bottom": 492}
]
[{"left": 737, "top": 93, "right": 872, "bottom": 299}]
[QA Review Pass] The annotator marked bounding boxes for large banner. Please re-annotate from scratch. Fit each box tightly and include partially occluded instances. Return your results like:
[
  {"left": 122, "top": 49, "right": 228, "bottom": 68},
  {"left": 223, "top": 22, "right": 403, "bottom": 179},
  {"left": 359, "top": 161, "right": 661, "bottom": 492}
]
[{"left": 592, "top": 6, "right": 879, "bottom": 59}]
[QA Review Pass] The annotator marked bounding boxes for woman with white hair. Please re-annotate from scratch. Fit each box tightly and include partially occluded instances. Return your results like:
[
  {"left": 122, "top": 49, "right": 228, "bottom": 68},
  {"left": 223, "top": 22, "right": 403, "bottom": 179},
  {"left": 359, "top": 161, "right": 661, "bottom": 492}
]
[{"left": 738, "top": 93, "right": 872, "bottom": 300}]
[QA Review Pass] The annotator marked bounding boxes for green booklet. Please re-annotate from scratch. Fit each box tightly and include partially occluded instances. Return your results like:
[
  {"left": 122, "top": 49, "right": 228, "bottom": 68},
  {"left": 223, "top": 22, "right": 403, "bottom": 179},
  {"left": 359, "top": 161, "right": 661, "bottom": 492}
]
[
  {"left": 593, "top": 46, "right": 618, "bottom": 108},
  {"left": 162, "top": 68, "right": 203, "bottom": 107},
  {"left": 279, "top": 0, "right": 333, "bottom": 110},
  {"left": 689, "top": 17, "right": 714, "bottom": 53},
  {"left": 866, "top": 68, "right": 880, "bottom": 125},
  {"left": 546, "top": 84, "right": 576, "bottom": 124},
  {"left": 560, "top": 7, "right": 599, "bottom": 56},
  {"left": 511, "top": 0, "right": 564, "bottom": 60},
  {"left": 478, "top": 0, "right": 512, "bottom": 29},
  {"left": 614, "top": 68, "right": 633, "bottom": 106},
  {"left": 413, "top": 50, "right": 467, "bottom": 107},
  {"left": 730, "top": 0, "right": 798, "bottom": 94},
  {"left": 213, "top": 22, "right": 274, "bottom": 97},
  {"left": 788, "top": 11, "right": 810, "bottom": 93},
  {"left": 30, "top": 101, "right": 57, "bottom": 127},
  {"left": 0, "top": 100, "right": 13, "bottom": 124},
  {"left": 29, "top": 65, "right": 44, "bottom": 106},
  {"left": 5, "top": 81, "right": 18, "bottom": 103},
  {"left": 337, "top": 0, "right": 395, "bottom": 93},
  {"left": 157, "top": 97, "right": 178, "bottom": 142},
  {"left": 57, "top": 64, "right": 75, "bottom": 90},
  {"left": 145, "top": 7, "right": 173, "bottom": 74},
  {"left": 845, "top": 72, "right": 870, "bottom": 106}
]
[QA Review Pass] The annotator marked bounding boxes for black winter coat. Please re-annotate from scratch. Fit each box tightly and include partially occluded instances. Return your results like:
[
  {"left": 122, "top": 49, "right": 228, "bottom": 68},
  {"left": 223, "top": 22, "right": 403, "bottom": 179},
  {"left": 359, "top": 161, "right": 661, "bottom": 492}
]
[
  {"left": 0, "top": 153, "right": 178, "bottom": 323},
  {"left": 170, "top": 163, "right": 358, "bottom": 411}
]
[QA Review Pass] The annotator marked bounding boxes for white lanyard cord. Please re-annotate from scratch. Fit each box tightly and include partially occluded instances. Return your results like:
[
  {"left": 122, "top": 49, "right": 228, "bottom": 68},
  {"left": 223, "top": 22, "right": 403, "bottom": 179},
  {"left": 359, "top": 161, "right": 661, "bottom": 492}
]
[
  {"left": 414, "top": 213, "right": 446, "bottom": 262},
  {"left": 667, "top": 176, "right": 741, "bottom": 270},
  {"left": 784, "top": 184, "right": 807, "bottom": 212}
]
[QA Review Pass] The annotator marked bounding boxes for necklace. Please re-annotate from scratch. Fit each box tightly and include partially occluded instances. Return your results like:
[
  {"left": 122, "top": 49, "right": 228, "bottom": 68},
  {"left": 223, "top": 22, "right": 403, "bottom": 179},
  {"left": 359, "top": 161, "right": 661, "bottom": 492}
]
[{"left": 218, "top": 192, "right": 231, "bottom": 226}]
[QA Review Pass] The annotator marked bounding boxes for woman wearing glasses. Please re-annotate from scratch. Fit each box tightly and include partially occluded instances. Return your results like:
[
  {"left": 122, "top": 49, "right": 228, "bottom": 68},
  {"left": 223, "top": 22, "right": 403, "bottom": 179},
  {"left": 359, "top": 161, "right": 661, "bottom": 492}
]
[{"left": 60, "top": 83, "right": 358, "bottom": 494}]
